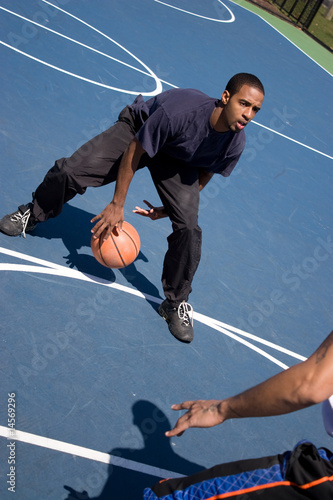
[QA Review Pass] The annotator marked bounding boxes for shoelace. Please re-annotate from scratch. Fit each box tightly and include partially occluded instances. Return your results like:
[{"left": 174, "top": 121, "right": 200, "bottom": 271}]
[
  {"left": 10, "top": 208, "right": 32, "bottom": 238},
  {"left": 178, "top": 301, "right": 193, "bottom": 327}
]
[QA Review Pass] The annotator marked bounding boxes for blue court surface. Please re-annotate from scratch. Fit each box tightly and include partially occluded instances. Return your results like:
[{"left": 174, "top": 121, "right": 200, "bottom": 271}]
[{"left": 0, "top": 1, "right": 332, "bottom": 498}]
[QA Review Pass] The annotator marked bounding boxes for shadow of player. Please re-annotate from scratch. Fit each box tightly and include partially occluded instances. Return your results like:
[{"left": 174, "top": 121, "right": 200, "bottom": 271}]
[
  {"left": 31, "top": 203, "right": 163, "bottom": 308},
  {"left": 64, "top": 400, "right": 204, "bottom": 500}
]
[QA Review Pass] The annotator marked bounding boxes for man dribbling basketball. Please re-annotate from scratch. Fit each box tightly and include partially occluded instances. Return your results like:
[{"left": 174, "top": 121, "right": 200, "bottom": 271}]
[{"left": 0, "top": 73, "right": 265, "bottom": 343}]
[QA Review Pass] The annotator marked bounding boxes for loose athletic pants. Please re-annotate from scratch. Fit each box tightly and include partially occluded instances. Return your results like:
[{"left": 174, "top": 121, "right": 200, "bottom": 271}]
[
  {"left": 31, "top": 106, "right": 202, "bottom": 306},
  {"left": 143, "top": 441, "right": 333, "bottom": 499}
]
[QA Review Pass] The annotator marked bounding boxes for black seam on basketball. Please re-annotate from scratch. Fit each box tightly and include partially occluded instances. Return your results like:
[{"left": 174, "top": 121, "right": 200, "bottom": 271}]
[
  {"left": 110, "top": 233, "right": 126, "bottom": 267},
  {"left": 122, "top": 229, "right": 139, "bottom": 256},
  {"left": 98, "top": 234, "right": 107, "bottom": 266}
]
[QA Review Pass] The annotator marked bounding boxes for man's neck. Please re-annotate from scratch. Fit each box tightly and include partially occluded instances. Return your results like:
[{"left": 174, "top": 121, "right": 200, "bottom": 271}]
[{"left": 210, "top": 104, "right": 227, "bottom": 133}]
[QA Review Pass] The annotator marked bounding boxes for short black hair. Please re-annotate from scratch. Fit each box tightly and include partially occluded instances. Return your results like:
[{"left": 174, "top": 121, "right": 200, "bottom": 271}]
[{"left": 226, "top": 73, "right": 265, "bottom": 96}]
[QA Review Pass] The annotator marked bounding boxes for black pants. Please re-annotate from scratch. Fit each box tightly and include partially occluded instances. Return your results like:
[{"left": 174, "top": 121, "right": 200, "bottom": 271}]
[{"left": 32, "top": 107, "right": 202, "bottom": 305}]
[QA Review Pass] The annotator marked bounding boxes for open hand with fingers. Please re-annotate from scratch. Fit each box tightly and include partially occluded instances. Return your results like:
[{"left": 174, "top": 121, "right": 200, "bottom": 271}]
[
  {"left": 165, "top": 399, "right": 225, "bottom": 437},
  {"left": 133, "top": 200, "right": 168, "bottom": 220},
  {"left": 90, "top": 202, "right": 124, "bottom": 240}
]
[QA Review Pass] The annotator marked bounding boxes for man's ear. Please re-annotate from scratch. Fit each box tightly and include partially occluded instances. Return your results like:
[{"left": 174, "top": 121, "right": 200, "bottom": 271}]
[{"left": 221, "top": 90, "right": 230, "bottom": 105}]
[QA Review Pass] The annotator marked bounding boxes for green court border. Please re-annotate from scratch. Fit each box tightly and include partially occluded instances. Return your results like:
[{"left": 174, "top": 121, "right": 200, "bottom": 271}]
[{"left": 230, "top": 0, "right": 333, "bottom": 75}]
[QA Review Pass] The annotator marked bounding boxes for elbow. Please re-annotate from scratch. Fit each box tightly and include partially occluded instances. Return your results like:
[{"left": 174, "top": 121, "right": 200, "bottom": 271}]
[{"left": 296, "top": 377, "right": 332, "bottom": 407}]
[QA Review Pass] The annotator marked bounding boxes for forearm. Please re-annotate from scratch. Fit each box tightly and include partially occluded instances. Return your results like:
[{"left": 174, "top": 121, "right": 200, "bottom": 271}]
[
  {"left": 220, "top": 332, "right": 333, "bottom": 421},
  {"left": 167, "top": 332, "right": 333, "bottom": 437},
  {"left": 90, "top": 138, "right": 146, "bottom": 237},
  {"left": 199, "top": 169, "right": 214, "bottom": 191},
  {"left": 112, "top": 138, "right": 145, "bottom": 206},
  {"left": 219, "top": 364, "right": 310, "bottom": 421}
]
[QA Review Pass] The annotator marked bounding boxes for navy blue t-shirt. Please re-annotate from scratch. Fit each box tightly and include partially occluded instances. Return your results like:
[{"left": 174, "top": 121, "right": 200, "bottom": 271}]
[{"left": 129, "top": 88, "right": 245, "bottom": 177}]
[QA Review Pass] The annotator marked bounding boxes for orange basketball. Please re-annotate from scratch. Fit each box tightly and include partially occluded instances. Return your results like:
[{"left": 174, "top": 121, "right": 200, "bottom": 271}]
[{"left": 91, "top": 221, "right": 140, "bottom": 269}]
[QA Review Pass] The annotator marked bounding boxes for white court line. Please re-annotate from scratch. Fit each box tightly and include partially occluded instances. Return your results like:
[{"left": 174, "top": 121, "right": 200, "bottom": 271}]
[
  {"left": 0, "top": 41, "right": 150, "bottom": 93},
  {"left": 154, "top": 0, "right": 235, "bottom": 23},
  {"left": 41, "top": 0, "right": 161, "bottom": 94},
  {"left": 207, "top": 319, "right": 306, "bottom": 361},
  {"left": 0, "top": 4, "right": 176, "bottom": 90},
  {"left": 201, "top": 321, "right": 290, "bottom": 369},
  {"left": 0, "top": 6, "right": 153, "bottom": 77},
  {"left": 0, "top": 3, "right": 162, "bottom": 96},
  {"left": 153, "top": 1, "right": 332, "bottom": 159},
  {"left": 252, "top": 120, "right": 333, "bottom": 160},
  {"left": 0, "top": 426, "right": 182, "bottom": 479},
  {"left": 228, "top": 0, "right": 333, "bottom": 77},
  {"left": 194, "top": 311, "right": 307, "bottom": 362},
  {"left": 0, "top": 262, "right": 295, "bottom": 369},
  {"left": 0, "top": 3, "right": 331, "bottom": 158},
  {"left": 0, "top": 247, "right": 306, "bottom": 368}
]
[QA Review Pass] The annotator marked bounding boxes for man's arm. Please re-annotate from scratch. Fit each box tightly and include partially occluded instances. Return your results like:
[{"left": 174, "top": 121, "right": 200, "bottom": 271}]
[
  {"left": 91, "top": 138, "right": 145, "bottom": 239},
  {"left": 133, "top": 169, "right": 214, "bottom": 221},
  {"left": 199, "top": 169, "right": 214, "bottom": 191},
  {"left": 166, "top": 331, "right": 333, "bottom": 437}
]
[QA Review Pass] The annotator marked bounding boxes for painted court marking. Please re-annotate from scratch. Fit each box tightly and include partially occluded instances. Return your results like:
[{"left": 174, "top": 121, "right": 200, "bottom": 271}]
[
  {"left": 0, "top": 246, "right": 306, "bottom": 370},
  {"left": 228, "top": 0, "right": 333, "bottom": 77},
  {"left": 0, "top": 243, "right": 307, "bottom": 477},
  {"left": 154, "top": 0, "right": 235, "bottom": 23},
  {"left": 0, "top": 242, "right": 307, "bottom": 479},
  {"left": 0, "top": 2, "right": 162, "bottom": 96},
  {"left": 0, "top": 426, "right": 183, "bottom": 479},
  {"left": 251, "top": 120, "right": 333, "bottom": 160},
  {"left": 0, "top": 1, "right": 330, "bottom": 493},
  {"left": 0, "top": 1, "right": 331, "bottom": 158}
]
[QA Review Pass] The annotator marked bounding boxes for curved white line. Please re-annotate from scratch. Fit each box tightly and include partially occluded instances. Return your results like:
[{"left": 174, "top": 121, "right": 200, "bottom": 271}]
[
  {"left": 0, "top": 3, "right": 162, "bottom": 96},
  {"left": 0, "top": 4, "right": 178, "bottom": 90},
  {"left": 203, "top": 321, "right": 290, "bottom": 369},
  {"left": 41, "top": 1, "right": 332, "bottom": 156},
  {"left": 195, "top": 311, "right": 306, "bottom": 361},
  {"left": 0, "top": 6, "right": 151, "bottom": 78},
  {"left": 0, "top": 41, "right": 155, "bottom": 95},
  {"left": 42, "top": 0, "right": 162, "bottom": 95},
  {"left": 1, "top": 5, "right": 329, "bottom": 158},
  {"left": 0, "top": 262, "right": 160, "bottom": 303},
  {"left": 154, "top": 0, "right": 235, "bottom": 23},
  {"left": 0, "top": 247, "right": 306, "bottom": 369},
  {"left": 0, "top": 263, "right": 293, "bottom": 369}
]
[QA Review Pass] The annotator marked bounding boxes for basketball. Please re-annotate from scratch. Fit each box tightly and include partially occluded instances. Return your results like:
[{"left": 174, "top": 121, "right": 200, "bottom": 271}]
[{"left": 91, "top": 221, "right": 140, "bottom": 269}]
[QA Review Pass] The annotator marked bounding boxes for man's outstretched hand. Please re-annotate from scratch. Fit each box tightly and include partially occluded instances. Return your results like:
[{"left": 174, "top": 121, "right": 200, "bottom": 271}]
[
  {"left": 165, "top": 400, "right": 225, "bottom": 437},
  {"left": 91, "top": 202, "right": 124, "bottom": 240},
  {"left": 133, "top": 200, "right": 168, "bottom": 220}
]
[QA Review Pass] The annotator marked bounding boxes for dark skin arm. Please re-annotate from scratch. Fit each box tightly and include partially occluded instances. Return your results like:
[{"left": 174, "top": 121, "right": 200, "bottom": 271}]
[
  {"left": 198, "top": 169, "right": 214, "bottom": 191},
  {"left": 166, "top": 331, "right": 333, "bottom": 437},
  {"left": 133, "top": 169, "right": 214, "bottom": 220},
  {"left": 91, "top": 138, "right": 146, "bottom": 239}
]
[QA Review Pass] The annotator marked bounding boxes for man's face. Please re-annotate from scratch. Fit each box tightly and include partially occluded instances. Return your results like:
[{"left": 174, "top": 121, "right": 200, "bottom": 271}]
[{"left": 219, "top": 84, "right": 264, "bottom": 133}]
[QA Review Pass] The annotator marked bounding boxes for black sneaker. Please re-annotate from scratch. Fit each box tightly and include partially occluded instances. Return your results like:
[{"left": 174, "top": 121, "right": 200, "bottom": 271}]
[
  {"left": 0, "top": 204, "right": 37, "bottom": 237},
  {"left": 158, "top": 299, "right": 194, "bottom": 343}
]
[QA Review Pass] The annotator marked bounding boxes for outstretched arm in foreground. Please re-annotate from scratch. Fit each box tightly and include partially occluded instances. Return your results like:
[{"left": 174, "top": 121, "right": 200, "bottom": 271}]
[{"left": 166, "top": 331, "right": 333, "bottom": 437}]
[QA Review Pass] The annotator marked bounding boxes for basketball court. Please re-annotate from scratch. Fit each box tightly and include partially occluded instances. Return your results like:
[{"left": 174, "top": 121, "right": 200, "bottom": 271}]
[{"left": 0, "top": 1, "right": 332, "bottom": 498}]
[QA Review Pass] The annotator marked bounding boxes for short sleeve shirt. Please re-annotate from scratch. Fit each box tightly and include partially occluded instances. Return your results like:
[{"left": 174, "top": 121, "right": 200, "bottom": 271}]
[
  {"left": 129, "top": 88, "right": 245, "bottom": 177},
  {"left": 322, "top": 395, "right": 333, "bottom": 437}
]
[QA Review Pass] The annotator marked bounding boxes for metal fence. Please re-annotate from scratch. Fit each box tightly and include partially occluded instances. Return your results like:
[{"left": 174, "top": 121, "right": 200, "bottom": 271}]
[
  {"left": 271, "top": 0, "right": 323, "bottom": 27},
  {"left": 269, "top": 0, "right": 333, "bottom": 51}
]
